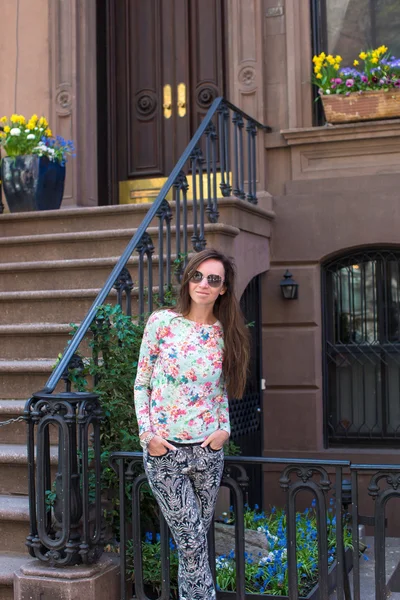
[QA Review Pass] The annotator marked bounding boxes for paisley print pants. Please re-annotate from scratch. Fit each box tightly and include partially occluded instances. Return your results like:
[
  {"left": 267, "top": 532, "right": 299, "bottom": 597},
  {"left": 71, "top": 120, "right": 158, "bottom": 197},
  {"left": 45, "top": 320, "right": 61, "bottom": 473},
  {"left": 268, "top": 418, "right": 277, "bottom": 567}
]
[{"left": 144, "top": 444, "right": 225, "bottom": 600}]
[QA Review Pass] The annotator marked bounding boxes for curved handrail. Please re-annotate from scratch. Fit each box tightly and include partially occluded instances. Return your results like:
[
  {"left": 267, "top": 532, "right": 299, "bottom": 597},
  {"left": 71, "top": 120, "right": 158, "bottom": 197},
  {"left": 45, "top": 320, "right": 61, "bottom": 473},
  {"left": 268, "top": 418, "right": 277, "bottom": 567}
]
[{"left": 41, "top": 97, "right": 269, "bottom": 393}]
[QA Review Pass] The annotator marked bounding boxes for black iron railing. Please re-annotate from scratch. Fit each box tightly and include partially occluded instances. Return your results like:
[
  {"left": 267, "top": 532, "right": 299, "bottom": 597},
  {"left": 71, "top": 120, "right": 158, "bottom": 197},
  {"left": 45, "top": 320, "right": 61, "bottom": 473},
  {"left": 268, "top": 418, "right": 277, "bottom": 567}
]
[
  {"left": 110, "top": 452, "right": 400, "bottom": 600},
  {"left": 24, "top": 98, "right": 269, "bottom": 567}
]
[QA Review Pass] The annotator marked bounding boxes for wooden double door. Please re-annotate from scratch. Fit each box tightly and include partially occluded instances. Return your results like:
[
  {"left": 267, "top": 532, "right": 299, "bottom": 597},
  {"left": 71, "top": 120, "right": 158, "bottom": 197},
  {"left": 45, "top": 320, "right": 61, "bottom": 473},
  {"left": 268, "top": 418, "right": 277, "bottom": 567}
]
[{"left": 107, "top": 0, "right": 227, "bottom": 203}]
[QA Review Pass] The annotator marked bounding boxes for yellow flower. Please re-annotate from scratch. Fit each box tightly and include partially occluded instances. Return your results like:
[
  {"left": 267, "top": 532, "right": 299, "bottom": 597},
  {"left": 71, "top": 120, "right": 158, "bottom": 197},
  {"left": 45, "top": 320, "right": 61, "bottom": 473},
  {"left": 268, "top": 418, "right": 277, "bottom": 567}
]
[
  {"left": 10, "top": 114, "right": 19, "bottom": 123},
  {"left": 4, "top": 126, "right": 10, "bottom": 133},
  {"left": 29, "top": 114, "right": 38, "bottom": 125},
  {"left": 27, "top": 122, "right": 35, "bottom": 130},
  {"left": 312, "top": 55, "right": 318, "bottom": 64},
  {"left": 44, "top": 128, "right": 52, "bottom": 137},
  {"left": 38, "top": 117, "right": 48, "bottom": 128},
  {"left": 379, "top": 45, "right": 388, "bottom": 54},
  {"left": 334, "top": 64, "right": 340, "bottom": 70},
  {"left": 359, "top": 51, "right": 367, "bottom": 60},
  {"left": 0, "top": 116, "right": 7, "bottom": 124},
  {"left": 335, "top": 55, "right": 342, "bottom": 63},
  {"left": 0, "top": 132, "right": 5, "bottom": 139},
  {"left": 316, "top": 73, "right": 322, "bottom": 79},
  {"left": 327, "top": 55, "right": 335, "bottom": 65},
  {"left": 353, "top": 60, "right": 359, "bottom": 66},
  {"left": 314, "top": 65, "right": 321, "bottom": 74},
  {"left": 371, "top": 57, "right": 379, "bottom": 64},
  {"left": 320, "top": 52, "right": 326, "bottom": 59},
  {"left": 17, "top": 115, "right": 26, "bottom": 126}
]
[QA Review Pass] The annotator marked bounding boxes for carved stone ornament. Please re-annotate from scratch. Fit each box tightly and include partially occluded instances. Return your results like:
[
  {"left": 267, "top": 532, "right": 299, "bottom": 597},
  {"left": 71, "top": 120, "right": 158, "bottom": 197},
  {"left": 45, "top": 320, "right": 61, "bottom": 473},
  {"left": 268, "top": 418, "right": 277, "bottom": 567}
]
[
  {"left": 239, "top": 66, "right": 256, "bottom": 87},
  {"left": 56, "top": 89, "right": 72, "bottom": 110}
]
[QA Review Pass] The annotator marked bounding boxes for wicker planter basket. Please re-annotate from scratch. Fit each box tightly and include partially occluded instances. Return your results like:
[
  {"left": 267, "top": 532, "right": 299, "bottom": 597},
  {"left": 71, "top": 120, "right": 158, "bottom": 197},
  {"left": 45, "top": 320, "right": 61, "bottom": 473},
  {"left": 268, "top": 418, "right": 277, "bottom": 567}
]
[{"left": 321, "top": 89, "right": 400, "bottom": 124}]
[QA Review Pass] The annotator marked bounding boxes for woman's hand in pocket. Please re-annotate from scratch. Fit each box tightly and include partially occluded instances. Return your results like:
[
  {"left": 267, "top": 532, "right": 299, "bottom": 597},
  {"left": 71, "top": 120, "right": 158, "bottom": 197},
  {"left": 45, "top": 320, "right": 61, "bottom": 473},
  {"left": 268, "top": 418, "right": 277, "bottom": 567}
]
[
  {"left": 201, "top": 429, "right": 229, "bottom": 451},
  {"left": 147, "top": 435, "right": 176, "bottom": 457}
]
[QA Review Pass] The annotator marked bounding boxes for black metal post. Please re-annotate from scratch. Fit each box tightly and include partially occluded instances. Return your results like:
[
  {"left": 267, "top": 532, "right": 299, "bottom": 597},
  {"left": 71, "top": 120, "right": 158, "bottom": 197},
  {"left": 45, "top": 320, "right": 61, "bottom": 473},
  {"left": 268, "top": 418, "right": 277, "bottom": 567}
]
[{"left": 25, "top": 391, "right": 104, "bottom": 567}]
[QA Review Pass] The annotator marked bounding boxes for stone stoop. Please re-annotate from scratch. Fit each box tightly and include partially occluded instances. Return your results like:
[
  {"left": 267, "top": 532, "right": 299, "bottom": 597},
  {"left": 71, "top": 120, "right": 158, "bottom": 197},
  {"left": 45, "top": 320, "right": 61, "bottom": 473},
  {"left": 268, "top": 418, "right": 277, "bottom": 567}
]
[{"left": 0, "top": 200, "right": 273, "bottom": 596}]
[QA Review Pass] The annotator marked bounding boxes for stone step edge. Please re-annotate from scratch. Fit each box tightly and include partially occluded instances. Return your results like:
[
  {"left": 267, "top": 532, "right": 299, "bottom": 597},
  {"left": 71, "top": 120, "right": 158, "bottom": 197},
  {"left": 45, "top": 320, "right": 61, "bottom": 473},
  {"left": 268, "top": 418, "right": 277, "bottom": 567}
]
[
  {"left": 0, "top": 284, "right": 177, "bottom": 301},
  {"left": 0, "top": 288, "right": 114, "bottom": 301},
  {"left": 0, "top": 495, "right": 30, "bottom": 521},
  {"left": 0, "top": 553, "right": 34, "bottom": 586},
  {"left": 0, "top": 360, "right": 54, "bottom": 372},
  {"left": 0, "top": 324, "right": 73, "bottom": 335},
  {"left": 0, "top": 401, "right": 26, "bottom": 415},
  {"left": 0, "top": 197, "right": 274, "bottom": 224},
  {"left": 0, "top": 222, "right": 233, "bottom": 247},
  {"left": 0, "top": 444, "right": 58, "bottom": 465}
]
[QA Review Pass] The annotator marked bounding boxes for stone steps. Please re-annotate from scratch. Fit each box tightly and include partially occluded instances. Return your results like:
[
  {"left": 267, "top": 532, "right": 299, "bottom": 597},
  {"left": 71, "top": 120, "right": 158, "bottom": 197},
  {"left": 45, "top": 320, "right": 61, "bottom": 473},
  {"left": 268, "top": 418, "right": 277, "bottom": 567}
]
[
  {"left": 0, "top": 222, "right": 237, "bottom": 263},
  {"left": 0, "top": 401, "right": 26, "bottom": 445},
  {"left": 0, "top": 204, "right": 153, "bottom": 237},
  {"left": 0, "top": 444, "right": 57, "bottom": 495},
  {"left": 0, "top": 323, "right": 74, "bottom": 360},
  {"left": 0, "top": 360, "right": 55, "bottom": 399},
  {"left": 0, "top": 196, "right": 273, "bottom": 598},
  {"left": 0, "top": 496, "right": 30, "bottom": 553},
  {"left": 0, "top": 553, "right": 34, "bottom": 600},
  {"left": 0, "top": 288, "right": 118, "bottom": 325}
]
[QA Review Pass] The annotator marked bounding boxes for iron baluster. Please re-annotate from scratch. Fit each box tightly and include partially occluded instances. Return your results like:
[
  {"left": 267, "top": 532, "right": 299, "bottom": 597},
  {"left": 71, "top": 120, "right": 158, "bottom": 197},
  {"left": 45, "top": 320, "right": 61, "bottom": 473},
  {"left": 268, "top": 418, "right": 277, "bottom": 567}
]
[
  {"left": 351, "top": 469, "right": 361, "bottom": 600},
  {"left": 232, "top": 111, "right": 241, "bottom": 199},
  {"left": 136, "top": 232, "right": 155, "bottom": 317},
  {"left": 211, "top": 121, "right": 219, "bottom": 220},
  {"left": 181, "top": 173, "right": 189, "bottom": 276},
  {"left": 156, "top": 199, "right": 173, "bottom": 305},
  {"left": 246, "top": 120, "right": 257, "bottom": 204},
  {"left": 280, "top": 465, "right": 331, "bottom": 600},
  {"left": 190, "top": 146, "right": 206, "bottom": 252},
  {"left": 113, "top": 267, "right": 133, "bottom": 317},
  {"left": 173, "top": 175, "right": 181, "bottom": 276},
  {"left": 218, "top": 103, "right": 232, "bottom": 197},
  {"left": 205, "top": 122, "right": 219, "bottom": 223},
  {"left": 237, "top": 113, "right": 246, "bottom": 200},
  {"left": 217, "top": 106, "right": 227, "bottom": 194}
]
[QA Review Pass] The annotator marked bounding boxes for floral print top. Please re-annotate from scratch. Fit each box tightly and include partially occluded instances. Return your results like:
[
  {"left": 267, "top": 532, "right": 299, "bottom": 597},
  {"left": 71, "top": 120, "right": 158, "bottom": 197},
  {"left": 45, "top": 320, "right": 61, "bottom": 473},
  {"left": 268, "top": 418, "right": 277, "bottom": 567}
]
[{"left": 134, "top": 309, "right": 230, "bottom": 443}]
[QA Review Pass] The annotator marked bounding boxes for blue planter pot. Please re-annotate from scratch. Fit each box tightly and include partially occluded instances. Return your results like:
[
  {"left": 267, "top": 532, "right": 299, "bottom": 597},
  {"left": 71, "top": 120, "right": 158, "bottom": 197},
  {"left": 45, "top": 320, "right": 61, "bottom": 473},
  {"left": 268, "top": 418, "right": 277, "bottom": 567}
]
[{"left": 1, "top": 154, "right": 66, "bottom": 213}]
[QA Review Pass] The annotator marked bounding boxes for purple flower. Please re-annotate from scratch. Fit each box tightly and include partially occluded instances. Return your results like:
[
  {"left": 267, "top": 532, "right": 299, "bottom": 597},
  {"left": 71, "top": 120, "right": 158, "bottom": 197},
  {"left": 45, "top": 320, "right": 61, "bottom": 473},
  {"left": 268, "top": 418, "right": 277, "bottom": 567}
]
[
  {"left": 345, "top": 91, "right": 350, "bottom": 96},
  {"left": 335, "top": 78, "right": 343, "bottom": 84},
  {"left": 346, "top": 79, "right": 354, "bottom": 87},
  {"left": 361, "top": 75, "right": 368, "bottom": 83}
]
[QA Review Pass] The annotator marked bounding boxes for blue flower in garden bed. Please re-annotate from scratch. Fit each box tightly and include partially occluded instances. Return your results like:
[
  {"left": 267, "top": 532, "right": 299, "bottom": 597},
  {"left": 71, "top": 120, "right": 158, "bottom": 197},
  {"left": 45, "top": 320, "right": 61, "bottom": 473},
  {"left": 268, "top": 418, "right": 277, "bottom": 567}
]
[{"left": 124, "top": 502, "right": 354, "bottom": 598}]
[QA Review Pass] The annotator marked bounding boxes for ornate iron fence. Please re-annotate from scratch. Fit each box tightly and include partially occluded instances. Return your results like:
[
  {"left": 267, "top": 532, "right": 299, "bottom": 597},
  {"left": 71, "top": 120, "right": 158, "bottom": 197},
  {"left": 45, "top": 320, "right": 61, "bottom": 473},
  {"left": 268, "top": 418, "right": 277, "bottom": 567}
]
[
  {"left": 24, "top": 98, "right": 270, "bottom": 567},
  {"left": 110, "top": 452, "right": 400, "bottom": 600}
]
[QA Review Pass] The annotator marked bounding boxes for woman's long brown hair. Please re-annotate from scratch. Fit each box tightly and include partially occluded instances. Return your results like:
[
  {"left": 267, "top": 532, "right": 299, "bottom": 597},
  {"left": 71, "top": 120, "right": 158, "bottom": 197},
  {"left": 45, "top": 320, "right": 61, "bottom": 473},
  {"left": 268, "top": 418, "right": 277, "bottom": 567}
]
[{"left": 176, "top": 249, "right": 250, "bottom": 399}]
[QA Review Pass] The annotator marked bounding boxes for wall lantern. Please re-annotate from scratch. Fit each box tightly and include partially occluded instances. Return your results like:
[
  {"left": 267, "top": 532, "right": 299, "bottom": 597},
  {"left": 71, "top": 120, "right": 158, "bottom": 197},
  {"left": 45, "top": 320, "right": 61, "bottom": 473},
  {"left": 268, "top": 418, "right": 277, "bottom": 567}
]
[{"left": 280, "top": 270, "right": 299, "bottom": 300}]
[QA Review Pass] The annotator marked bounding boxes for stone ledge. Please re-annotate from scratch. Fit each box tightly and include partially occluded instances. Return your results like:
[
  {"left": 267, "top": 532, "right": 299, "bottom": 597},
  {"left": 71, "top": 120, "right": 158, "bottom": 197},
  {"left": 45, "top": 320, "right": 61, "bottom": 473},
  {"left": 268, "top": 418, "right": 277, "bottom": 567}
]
[{"left": 280, "top": 118, "right": 400, "bottom": 146}]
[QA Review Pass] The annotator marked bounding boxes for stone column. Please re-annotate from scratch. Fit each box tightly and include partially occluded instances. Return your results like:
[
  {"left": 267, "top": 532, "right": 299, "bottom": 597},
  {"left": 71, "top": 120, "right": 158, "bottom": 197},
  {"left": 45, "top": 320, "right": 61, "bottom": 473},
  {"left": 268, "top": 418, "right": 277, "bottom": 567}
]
[
  {"left": 14, "top": 555, "right": 120, "bottom": 600},
  {"left": 226, "top": 0, "right": 272, "bottom": 210},
  {"left": 48, "top": 0, "right": 98, "bottom": 207}
]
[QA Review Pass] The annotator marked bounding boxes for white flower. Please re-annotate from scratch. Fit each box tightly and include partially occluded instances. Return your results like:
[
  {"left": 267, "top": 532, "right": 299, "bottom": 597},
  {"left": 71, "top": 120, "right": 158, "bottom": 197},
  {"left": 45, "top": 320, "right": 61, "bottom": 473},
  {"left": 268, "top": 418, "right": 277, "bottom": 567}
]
[
  {"left": 326, "top": 89, "right": 331, "bottom": 94},
  {"left": 26, "top": 134, "right": 35, "bottom": 140},
  {"left": 10, "top": 127, "right": 21, "bottom": 136},
  {"left": 25, "top": 129, "right": 30, "bottom": 133}
]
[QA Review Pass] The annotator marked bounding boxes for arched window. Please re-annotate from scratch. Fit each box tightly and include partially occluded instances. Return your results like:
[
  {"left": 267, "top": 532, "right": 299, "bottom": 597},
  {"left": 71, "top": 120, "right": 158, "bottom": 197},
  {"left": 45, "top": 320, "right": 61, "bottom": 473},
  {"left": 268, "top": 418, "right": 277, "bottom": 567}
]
[{"left": 322, "top": 248, "right": 400, "bottom": 446}]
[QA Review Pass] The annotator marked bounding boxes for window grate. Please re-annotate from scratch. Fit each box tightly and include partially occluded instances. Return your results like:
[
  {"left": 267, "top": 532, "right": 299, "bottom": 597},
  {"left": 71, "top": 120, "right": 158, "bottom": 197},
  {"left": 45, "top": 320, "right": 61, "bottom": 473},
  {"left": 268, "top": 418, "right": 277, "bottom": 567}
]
[{"left": 323, "top": 248, "right": 400, "bottom": 446}]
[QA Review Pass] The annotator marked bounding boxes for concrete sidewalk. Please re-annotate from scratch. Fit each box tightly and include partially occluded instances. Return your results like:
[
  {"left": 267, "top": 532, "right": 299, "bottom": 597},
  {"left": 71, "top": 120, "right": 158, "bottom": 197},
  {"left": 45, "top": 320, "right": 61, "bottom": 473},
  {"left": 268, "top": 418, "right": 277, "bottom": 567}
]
[{"left": 330, "top": 537, "right": 400, "bottom": 599}]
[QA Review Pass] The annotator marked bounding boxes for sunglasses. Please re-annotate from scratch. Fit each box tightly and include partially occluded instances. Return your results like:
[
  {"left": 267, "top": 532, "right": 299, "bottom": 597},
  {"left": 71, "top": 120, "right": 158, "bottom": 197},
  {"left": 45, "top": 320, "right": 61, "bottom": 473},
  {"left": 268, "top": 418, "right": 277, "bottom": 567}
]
[{"left": 190, "top": 270, "right": 224, "bottom": 288}]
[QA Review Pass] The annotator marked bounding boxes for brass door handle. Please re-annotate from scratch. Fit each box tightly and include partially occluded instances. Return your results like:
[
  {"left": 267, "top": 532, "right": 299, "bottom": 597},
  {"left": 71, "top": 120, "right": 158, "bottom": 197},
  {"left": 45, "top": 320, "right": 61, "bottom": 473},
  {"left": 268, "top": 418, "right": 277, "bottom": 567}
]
[
  {"left": 177, "top": 83, "right": 186, "bottom": 117},
  {"left": 163, "top": 85, "right": 172, "bottom": 119}
]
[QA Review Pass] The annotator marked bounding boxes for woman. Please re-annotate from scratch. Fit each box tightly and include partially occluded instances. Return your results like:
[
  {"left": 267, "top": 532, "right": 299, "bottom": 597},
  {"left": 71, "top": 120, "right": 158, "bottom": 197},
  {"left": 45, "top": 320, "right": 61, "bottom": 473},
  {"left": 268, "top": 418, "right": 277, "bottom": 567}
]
[{"left": 134, "top": 248, "right": 250, "bottom": 600}]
